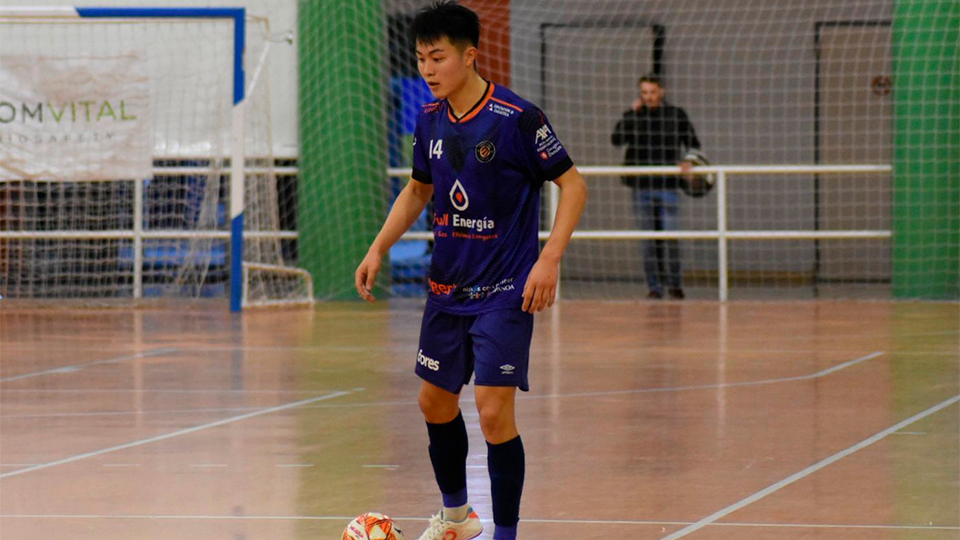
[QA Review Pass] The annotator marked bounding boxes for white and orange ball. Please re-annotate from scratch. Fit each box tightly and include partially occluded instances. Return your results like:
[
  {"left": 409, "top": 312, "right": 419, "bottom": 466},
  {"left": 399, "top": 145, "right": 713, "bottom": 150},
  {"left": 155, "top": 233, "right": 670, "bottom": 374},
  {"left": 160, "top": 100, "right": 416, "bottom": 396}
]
[{"left": 342, "top": 512, "right": 404, "bottom": 540}]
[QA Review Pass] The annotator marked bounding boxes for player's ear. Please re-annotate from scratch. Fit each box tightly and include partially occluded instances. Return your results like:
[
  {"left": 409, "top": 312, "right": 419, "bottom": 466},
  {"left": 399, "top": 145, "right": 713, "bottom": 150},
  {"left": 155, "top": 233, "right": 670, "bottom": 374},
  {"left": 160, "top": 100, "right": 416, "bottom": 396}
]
[{"left": 462, "top": 46, "right": 478, "bottom": 70}]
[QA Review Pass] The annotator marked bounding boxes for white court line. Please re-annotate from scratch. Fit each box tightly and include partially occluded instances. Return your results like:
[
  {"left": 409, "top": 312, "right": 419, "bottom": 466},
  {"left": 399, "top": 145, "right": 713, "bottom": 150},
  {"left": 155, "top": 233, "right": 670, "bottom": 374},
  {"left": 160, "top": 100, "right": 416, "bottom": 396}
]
[
  {"left": 0, "top": 390, "right": 357, "bottom": 480},
  {"left": 300, "top": 351, "right": 884, "bottom": 409},
  {"left": 1, "top": 407, "right": 264, "bottom": 419},
  {"left": 0, "top": 388, "right": 324, "bottom": 394},
  {"left": 657, "top": 394, "right": 960, "bottom": 540},
  {"left": 523, "top": 351, "right": 885, "bottom": 401},
  {"left": 15, "top": 342, "right": 946, "bottom": 356},
  {"left": 0, "top": 348, "right": 177, "bottom": 383},
  {"left": 0, "top": 514, "right": 956, "bottom": 531},
  {"left": 0, "top": 352, "right": 885, "bottom": 419}
]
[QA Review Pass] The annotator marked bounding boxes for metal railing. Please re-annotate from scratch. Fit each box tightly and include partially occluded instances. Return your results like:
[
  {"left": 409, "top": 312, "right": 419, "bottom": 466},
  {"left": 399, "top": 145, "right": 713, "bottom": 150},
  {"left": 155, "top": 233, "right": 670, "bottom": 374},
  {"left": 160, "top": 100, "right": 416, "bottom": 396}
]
[
  {"left": 388, "top": 164, "right": 892, "bottom": 301},
  {"left": 0, "top": 162, "right": 297, "bottom": 301},
  {"left": 0, "top": 163, "right": 891, "bottom": 302}
]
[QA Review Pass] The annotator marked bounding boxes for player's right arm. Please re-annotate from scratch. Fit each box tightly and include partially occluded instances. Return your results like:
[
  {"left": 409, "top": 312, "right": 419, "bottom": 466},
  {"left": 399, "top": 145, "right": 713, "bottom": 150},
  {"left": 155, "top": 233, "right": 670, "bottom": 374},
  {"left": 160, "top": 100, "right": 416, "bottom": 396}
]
[{"left": 355, "top": 177, "right": 434, "bottom": 302}]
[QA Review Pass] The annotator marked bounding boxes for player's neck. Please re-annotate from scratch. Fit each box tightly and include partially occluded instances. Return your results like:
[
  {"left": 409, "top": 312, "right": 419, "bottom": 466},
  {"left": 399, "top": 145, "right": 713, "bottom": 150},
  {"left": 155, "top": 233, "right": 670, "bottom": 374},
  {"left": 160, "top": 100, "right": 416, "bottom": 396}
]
[{"left": 446, "top": 73, "right": 488, "bottom": 118}]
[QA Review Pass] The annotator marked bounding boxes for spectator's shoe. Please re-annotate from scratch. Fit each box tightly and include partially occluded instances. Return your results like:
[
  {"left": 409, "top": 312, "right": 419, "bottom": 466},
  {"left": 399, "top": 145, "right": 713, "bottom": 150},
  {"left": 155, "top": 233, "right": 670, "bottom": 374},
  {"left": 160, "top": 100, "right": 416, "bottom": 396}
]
[
  {"left": 647, "top": 290, "right": 663, "bottom": 300},
  {"left": 416, "top": 508, "right": 483, "bottom": 540},
  {"left": 668, "top": 287, "right": 685, "bottom": 300}
]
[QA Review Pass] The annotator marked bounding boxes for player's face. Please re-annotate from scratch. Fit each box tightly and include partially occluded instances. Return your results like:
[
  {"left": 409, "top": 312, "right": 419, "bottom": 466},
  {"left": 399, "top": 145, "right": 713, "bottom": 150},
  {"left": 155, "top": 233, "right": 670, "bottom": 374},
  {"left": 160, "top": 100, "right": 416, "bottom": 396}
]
[
  {"left": 416, "top": 38, "right": 475, "bottom": 99},
  {"left": 640, "top": 82, "right": 664, "bottom": 109}
]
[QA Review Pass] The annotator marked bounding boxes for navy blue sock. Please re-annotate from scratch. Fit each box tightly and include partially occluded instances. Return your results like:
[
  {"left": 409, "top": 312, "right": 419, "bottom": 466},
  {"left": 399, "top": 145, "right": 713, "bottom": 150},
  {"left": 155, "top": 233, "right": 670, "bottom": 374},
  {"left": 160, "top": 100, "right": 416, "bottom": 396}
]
[
  {"left": 487, "top": 435, "right": 524, "bottom": 540},
  {"left": 426, "top": 411, "right": 469, "bottom": 508}
]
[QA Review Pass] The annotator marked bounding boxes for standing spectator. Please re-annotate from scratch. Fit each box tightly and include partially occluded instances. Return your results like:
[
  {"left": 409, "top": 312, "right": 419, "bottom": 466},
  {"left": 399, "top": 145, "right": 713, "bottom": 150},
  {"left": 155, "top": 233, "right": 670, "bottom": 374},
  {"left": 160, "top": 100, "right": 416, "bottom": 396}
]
[{"left": 611, "top": 74, "right": 701, "bottom": 299}]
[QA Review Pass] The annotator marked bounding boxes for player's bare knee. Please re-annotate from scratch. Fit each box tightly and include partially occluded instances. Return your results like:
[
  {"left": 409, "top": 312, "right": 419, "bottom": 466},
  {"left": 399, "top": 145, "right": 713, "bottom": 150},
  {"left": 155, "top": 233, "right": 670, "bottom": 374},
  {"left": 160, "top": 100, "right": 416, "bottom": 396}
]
[
  {"left": 476, "top": 402, "right": 509, "bottom": 434},
  {"left": 417, "top": 391, "right": 438, "bottom": 417},
  {"left": 418, "top": 386, "right": 459, "bottom": 422},
  {"left": 478, "top": 410, "right": 503, "bottom": 436}
]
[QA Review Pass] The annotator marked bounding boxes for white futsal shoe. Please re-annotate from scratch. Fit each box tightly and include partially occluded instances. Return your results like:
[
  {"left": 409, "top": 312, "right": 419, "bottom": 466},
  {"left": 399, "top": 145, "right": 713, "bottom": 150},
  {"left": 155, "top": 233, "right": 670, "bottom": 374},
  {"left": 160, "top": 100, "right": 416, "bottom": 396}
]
[{"left": 416, "top": 507, "right": 483, "bottom": 540}]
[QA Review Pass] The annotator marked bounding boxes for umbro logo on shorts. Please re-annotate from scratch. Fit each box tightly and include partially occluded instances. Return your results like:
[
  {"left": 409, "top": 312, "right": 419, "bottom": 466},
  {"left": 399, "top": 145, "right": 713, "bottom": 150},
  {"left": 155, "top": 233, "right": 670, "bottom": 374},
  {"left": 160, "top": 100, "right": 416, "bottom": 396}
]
[{"left": 500, "top": 364, "right": 515, "bottom": 375}]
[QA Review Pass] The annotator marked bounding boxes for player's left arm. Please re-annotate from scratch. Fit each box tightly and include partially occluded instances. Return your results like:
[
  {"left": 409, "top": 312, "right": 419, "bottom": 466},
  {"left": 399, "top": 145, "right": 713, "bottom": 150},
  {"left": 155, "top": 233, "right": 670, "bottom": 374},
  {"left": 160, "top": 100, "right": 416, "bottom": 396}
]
[{"left": 522, "top": 167, "right": 588, "bottom": 313}]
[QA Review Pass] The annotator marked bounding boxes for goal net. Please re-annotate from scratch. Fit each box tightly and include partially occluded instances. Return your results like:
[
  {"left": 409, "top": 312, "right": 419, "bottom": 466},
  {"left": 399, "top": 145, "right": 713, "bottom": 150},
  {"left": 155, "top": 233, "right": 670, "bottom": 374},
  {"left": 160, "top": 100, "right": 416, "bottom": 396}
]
[
  {"left": 2, "top": 2, "right": 955, "bottom": 307},
  {"left": 298, "top": 0, "right": 958, "bottom": 302},
  {"left": 0, "top": 8, "right": 311, "bottom": 308}
]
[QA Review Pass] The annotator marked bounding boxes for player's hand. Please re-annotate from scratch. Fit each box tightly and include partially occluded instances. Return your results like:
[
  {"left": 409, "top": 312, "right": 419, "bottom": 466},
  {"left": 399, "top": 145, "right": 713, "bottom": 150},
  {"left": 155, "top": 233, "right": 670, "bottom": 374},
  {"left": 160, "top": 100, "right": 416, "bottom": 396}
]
[
  {"left": 632, "top": 98, "right": 643, "bottom": 112},
  {"left": 355, "top": 250, "right": 382, "bottom": 303},
  {"left": 522, "top": 257, "right": 559, "bottom": 313},
  {"left": 680, "top": 160, "right": 694, "bottom": 183}
]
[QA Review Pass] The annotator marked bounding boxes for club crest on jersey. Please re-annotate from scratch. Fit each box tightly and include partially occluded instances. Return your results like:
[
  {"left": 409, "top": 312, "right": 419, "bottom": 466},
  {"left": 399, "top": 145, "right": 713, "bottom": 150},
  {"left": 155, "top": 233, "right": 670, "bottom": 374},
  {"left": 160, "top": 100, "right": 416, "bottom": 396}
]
[
  {"left": 535, "top": 124, "right": 553, "bottom": 144},
  {"left": 475, "top": 141, "right": 495, "bottom": 163},
  {"left": 449, "top": 179, "right": 469, "bottom": 211}
]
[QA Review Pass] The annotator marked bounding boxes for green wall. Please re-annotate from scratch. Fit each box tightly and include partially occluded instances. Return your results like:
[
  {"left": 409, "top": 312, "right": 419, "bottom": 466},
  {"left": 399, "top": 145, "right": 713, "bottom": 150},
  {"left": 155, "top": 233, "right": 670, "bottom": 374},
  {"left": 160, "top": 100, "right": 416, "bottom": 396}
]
[
  {"left": 298, "top": 0, "right": 389, "bottom": 299},
  {"left": 892, "top": 0, "right": 960, "bottom": 299}
]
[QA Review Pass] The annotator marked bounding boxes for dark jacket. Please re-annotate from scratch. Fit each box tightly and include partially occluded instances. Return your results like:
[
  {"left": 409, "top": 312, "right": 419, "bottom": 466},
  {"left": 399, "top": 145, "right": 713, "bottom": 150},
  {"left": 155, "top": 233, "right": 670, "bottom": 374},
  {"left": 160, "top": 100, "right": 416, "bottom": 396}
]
[{"left": 611, "top": 102, "right": 701, "bottom": 190}]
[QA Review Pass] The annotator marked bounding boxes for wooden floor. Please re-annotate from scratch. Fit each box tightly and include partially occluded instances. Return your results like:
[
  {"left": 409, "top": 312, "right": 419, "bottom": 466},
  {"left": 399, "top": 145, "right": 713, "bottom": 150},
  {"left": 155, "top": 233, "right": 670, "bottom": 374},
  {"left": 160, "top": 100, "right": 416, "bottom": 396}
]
[{"left": 1, "top": 300, "right": 957, "bottom": 540}]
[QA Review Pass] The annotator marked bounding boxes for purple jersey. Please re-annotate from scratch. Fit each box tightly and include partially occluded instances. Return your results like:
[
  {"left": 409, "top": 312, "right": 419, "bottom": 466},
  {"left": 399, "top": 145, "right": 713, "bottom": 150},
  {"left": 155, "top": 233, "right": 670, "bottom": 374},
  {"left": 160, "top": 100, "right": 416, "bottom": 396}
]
[{"left": 412, "top": 82, "right": 573, "bottom": 315}]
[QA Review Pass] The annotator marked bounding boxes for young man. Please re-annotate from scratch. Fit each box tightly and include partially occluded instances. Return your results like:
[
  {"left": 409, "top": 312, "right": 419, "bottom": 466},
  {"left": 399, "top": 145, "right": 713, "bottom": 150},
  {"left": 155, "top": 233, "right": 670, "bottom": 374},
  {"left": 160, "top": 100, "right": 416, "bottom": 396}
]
[
  {"left": 354, "top": 3, "right": 587, "bottom": 539},
  {"left": 611, "top": 75, "right": 702, "bottom": 300}
]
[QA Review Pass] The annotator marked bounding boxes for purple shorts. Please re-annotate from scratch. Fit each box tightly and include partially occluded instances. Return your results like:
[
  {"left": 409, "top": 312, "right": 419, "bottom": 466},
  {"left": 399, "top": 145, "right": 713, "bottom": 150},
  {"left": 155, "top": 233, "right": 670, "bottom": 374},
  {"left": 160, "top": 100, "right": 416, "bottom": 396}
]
[{"left": 415, "top": 304, "right": 534, "bottom": 394}]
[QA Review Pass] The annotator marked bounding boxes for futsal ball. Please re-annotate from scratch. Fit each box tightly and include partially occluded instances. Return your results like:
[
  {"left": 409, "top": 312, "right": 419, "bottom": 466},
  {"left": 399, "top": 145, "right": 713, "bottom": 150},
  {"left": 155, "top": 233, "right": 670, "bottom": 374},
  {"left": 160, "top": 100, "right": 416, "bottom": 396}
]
[
  {"left": 680, "top": 148, "right": 715, "bottom": 198},
  {"left": 342, "top": 512, "right": 404, "bottom": 540}
]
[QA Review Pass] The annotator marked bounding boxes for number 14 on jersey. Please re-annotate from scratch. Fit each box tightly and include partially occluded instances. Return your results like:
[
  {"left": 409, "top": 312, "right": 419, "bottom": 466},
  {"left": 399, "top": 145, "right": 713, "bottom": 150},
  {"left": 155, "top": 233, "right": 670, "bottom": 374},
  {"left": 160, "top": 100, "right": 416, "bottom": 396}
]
[{"left": 429, "top": 139, "right": 443, "bottom": 160}]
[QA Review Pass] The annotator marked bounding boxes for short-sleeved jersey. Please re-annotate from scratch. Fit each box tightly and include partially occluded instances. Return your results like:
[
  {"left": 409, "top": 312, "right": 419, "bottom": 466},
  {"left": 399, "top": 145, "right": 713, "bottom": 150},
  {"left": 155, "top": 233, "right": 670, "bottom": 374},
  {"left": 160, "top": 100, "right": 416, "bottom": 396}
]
[{"left": 412, "top": 81, "right": 573, "bottom": 315}]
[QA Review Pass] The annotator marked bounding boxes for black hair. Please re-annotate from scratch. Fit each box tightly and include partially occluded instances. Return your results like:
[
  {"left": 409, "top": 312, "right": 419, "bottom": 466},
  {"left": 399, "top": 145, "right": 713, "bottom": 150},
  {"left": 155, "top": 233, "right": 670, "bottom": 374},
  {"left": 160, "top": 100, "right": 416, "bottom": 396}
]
[
  {"left": 639, "top": 74, "right": 663, "bottom": 87},
  {"left": 412, "top": 1, "right": 481, "bottom": 51}
]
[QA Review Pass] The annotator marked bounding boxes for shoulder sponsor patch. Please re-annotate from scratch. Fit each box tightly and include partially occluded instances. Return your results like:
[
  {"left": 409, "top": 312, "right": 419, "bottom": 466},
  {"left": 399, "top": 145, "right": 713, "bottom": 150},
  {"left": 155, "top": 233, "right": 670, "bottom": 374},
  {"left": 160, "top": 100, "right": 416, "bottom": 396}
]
[
  {"left": 535, "top": 124, "right": 553, "bottom": 144},
  {"left": 488, "top": 102, "right": 517, "bottom": 118}
]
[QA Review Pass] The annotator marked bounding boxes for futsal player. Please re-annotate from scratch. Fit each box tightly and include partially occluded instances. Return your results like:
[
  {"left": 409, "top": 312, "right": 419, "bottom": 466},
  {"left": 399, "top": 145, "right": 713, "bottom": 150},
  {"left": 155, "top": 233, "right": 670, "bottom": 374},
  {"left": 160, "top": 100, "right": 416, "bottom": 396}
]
[{"left": 354, "top": 2, "right": 587, "bottom": 539}]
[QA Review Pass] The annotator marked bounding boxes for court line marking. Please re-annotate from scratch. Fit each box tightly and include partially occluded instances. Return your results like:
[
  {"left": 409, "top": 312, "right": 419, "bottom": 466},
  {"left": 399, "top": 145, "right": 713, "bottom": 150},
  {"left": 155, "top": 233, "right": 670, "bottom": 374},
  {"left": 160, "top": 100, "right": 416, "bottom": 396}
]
[
  {"left": 520, "top": 351, "right": 885, "bottom": 401},
  {"left": 0, "top": 352, "right": 886, "bottom": 418},
  {"left": 0, "top": 389, "right": 329, "bottom": 394},
  {"left": 710, "top": 329, "right": 959, "bottom": 343},
  {"left": 1, "top": 407, "right": 265, "bottom": 418},
  {"left": 0, "top": 348, "right": 177, "bottom": 383},
  {"left": 656, "top": 393, "right": 960, "bottom": 540},
  {"left": 0, "top": 390, "right": 357, "bottom": 480},
  {"left": 0, "top": 514, "right": 956, "bottom": 531},
  {"left": 5, "top": 343, "right": 956, "bottom": 356}
]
